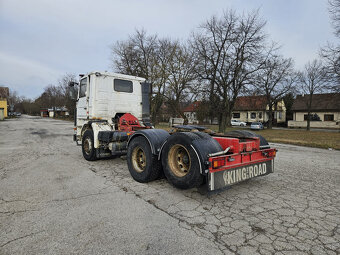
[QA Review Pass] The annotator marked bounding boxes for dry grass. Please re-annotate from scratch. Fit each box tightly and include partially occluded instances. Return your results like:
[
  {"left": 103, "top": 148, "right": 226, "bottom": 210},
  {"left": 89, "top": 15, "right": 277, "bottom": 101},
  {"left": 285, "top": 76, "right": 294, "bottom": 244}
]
[
  {"left": 155, "top": 123, "right": 340, "bottom": 150},
  {"left": 253, "top": 129, "right": 340, "bottom": 150}
]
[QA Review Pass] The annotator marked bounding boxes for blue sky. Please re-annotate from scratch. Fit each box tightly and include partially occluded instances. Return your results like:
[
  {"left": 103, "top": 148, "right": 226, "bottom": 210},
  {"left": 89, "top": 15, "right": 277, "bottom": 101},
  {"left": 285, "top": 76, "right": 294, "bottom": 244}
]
[{"left": 0, "top": 0, "right": 337, "bottom": 99}]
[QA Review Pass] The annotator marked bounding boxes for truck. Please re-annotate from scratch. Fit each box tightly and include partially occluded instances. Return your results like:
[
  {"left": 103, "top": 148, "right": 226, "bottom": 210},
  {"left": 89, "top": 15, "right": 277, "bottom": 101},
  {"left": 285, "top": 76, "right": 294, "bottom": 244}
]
[{"left": 70, "top": 71, "right": 277, "bottom": 192}]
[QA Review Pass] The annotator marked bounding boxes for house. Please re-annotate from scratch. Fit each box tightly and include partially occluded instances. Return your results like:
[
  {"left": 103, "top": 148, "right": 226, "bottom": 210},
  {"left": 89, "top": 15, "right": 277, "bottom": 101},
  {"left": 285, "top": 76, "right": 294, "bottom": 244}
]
[
  {"left": 183, "top": 101, "right": 201, "bottom": 124},
  {"left": 183, "top": 96, "right": 286, "bottom": 125},
  {"left": 40, "top": 109, "right": 49, "bottom": 117},
  {"left": 232, "top": 96, "right": 286, "bottom": 124},
  {"left": 0, "top": 87, "right": 9, "bottom": 119},
  {"left": 40, "top": 107, "right": 69, "bottom": 118},
  {"left": 288, "top": 93, "right": 340, "bottom": 129}
]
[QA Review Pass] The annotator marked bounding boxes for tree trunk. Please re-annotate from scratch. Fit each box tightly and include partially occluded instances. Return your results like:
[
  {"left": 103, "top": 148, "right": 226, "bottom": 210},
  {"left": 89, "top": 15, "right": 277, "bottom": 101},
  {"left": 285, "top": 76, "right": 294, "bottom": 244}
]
[
  {"left": 219, "top": 113, "right": 227, "bottom": 133},
  {"left": 151, "top": 95, "right": 163, "bottom": 124},
  {"left": 306, "top": 95, "right": 313, "bottom": 131},
  {"left": 268, "top": 106, "right": 273, "bottom": 129},
  {"left": 226, "top": 113, "right": 232, "bottom": 128},
  {"left": 218, "top": 109, "right": 232, "bottom": 133},
  {"left": 306, "top": 111, "right": 311, "bottom": 131},
  {"left": 209, "top": 81, "right": 215, "bottom": 125}
]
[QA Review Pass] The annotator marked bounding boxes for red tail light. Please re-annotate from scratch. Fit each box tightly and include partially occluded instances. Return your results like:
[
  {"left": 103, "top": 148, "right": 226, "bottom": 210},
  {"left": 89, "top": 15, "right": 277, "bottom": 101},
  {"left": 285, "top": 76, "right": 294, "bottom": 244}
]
[
  {"left": 212, "top": 158, "right": 225, "bottom": 169},
  {"left": 268, "top": 150, "right": 277, "bottom": 157}
]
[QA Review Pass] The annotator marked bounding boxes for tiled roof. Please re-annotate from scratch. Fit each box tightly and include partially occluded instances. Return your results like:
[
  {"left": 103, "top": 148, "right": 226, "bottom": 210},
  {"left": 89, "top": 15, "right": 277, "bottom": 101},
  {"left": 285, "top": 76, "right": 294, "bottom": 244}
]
[
  {"left": 183, "top": 101, "right": 201, "bottom": 112},
  {"left": 233, "top": 96, "right": 267, "bottom": 111},
  {"left": 292, "top": 93, "right": 340, "bottom": 112}
]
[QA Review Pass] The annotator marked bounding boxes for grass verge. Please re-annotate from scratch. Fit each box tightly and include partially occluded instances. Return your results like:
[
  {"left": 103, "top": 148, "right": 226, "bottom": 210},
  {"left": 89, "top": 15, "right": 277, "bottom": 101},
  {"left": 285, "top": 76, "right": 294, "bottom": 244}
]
[{"left": 155, "top": 123, "right": 340, "bottom": 150}]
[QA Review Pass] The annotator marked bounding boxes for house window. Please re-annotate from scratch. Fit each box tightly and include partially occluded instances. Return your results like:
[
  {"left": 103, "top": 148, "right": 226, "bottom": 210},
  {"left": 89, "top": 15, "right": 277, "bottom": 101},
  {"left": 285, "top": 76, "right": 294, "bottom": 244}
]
[
  {"left": 259, "top": 112, "right": 262, "bottom": 119},
  {"left": 233, "top": 112, "right": 240, "bottom": 118},
  {"left": 324, "top": 114, "right": 334, "bottom": 121},
  {"left": 304, "top": 114, "right": 321, "bottom": 121},
  {"left": 79, "top": 78, "right": 87, "bottom": 98},
  {"left": 114, "top": 79, "right": 133, "bottom": 93},
  {"left": 279, "top": 111, "right": 282, "bottom": 119},
  {"left": 251, "top": 112, "right": 256, "bottom": 119}
]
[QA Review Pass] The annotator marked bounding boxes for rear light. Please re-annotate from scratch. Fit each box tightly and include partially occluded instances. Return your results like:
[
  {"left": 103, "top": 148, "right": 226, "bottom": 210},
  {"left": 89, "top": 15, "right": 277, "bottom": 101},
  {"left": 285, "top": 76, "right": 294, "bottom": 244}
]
[
  {"left": 267, "top": 150, "right": 276, "bottom": 157},
  {"left": 271, "top": 150, "right": 277, "bottom": 157},
  {"left": 212, "top": 158, "right": 225, "bottom": 169}
]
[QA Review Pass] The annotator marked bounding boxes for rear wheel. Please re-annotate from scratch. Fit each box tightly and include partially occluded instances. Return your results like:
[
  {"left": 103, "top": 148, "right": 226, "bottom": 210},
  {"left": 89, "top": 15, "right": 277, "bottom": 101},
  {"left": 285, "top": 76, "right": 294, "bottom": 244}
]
[
  {"left": 127, "top": 136, "right": 162, "bottom": 183},
  {"left": 82, "top": 130, "right": 97, "bottom": 161},
  {"left": 168, "top": 144, "right": 191, "bottom": 178},
  {"left": 161, "top": 132, "right": 222, "bottom": 189}
]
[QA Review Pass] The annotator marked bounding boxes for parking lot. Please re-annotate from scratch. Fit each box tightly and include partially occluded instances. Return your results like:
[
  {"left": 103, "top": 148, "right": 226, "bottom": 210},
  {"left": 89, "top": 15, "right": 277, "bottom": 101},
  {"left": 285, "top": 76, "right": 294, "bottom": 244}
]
[{"left": 0, "top": 115, "right": 339, "bottom": 255}]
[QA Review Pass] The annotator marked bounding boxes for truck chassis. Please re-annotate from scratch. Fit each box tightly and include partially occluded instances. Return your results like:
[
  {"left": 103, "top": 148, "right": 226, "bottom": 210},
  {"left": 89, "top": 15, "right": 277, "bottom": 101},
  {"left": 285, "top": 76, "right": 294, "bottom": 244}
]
[
  {"left": 78, "top": 120, "right": 276, "bottom": 192},
  {"left": 71, "top": 72, "right": 276, "bottom": 192}
]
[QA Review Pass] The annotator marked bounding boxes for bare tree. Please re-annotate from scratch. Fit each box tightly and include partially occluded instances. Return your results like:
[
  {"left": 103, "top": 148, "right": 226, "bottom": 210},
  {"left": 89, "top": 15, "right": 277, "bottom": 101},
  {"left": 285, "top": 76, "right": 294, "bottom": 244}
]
[
  {"left": 7, "top": 90, "right": 20, "bottom": 111},
  {"left": 150, "top": 38, "right": 173, "bottom": 123},
  {"left": 320, "top": 0, "right": 340, "bottom": 92},
  {"left": 111, "top": 29, "right": 169, "bottom": 123},
  {"left": 254, "top": 53, "right": 297, "bottom": 128},
  {"left": 320, "top": 43, "right": 340, "bottom": 92},
  {"left": 111, "top": 29, "right": 158, "bottom": 79},
  {"left": 329, "top": 0, "right": 340, "bottom": 37},
  {"left": 298, "top": 60, "right": 327, "bottom": 130},
  {"left": 191, "top": 9, "right": 268, "bottom": 132},
  {"left": 58, "top": 73, "right": 78, "bottom": 116},
  {"left": 164, "top": 42, "right": 196, "bottom": 118}
]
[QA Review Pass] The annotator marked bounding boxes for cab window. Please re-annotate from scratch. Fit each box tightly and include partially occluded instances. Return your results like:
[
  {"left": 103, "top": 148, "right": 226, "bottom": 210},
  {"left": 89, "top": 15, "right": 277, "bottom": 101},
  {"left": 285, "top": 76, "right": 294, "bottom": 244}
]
[
  {"left": 79, "top": 78, "right": 87, "bottom": 98},
  {"left": 114, "top": 79, "right": 133, "bottom": 93}
]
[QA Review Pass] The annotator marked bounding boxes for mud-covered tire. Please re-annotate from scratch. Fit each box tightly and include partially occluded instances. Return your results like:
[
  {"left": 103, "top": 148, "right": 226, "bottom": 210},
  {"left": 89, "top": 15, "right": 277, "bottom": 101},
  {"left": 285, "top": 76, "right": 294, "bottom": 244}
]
[
  {"left": 82, "top": 130, "right": 97, "bottom": 161},
  {"left": 226, "top": 130, "right": 269, "bottom": 148},
  {"left": 161, "top": 132, "right": 222, "bottom": 189},
  {"left": 127, "top": 136, "right": 162, "bottom": 183}
]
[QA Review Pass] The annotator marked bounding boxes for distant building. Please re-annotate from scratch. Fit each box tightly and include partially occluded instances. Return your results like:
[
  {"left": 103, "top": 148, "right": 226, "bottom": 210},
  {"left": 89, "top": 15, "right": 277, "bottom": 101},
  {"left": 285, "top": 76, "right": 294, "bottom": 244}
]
[
  {"left": 40, "top": 107, "right": 69, "bottom": 118},
  {"left": 183, "top": 101, "right": 201, "bottom": 124},
  {"left": 0, "top": 87, "right": 9, "bottom": 119},
  {"left": 183, "top": 96, "right": 286, "bottom": 125},
  {"left": 232, "top": 96, "right": 286, "bottom": 124},
  {"left": 288, "top": 93, "right": 340, "bottom": 129}
]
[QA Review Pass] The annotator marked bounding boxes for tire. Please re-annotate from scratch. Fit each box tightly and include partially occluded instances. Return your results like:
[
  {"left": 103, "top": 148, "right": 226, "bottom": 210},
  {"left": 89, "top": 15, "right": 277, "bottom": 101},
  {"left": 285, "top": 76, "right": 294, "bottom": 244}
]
[
  {"left": 82, "top": 130, "right": 97, "bottom": 161},
  {"left": 161, "top": 132, "right": 222, "bottom": 189},
  {"left": 127, "top": 136, "right": 162, "bottom": 183},
  {"left": 225, "top": 130, "right": 269, "bottom": 148}
]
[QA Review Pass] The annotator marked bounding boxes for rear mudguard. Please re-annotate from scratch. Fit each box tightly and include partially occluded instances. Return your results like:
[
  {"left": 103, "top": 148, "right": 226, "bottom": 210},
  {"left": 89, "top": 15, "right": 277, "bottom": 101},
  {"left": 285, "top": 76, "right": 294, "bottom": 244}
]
[
  {"left": 158, "top": 132, "right": 222, "bottom": 174},
  {"left": 128, "top": 129, "right": 170, "bottom": 155}
]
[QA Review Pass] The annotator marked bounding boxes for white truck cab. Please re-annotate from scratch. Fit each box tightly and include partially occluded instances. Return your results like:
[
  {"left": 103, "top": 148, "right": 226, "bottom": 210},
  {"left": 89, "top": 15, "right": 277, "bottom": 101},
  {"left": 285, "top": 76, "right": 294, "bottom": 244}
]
[{"left": 71, "top": 71, "right": 152, "bottom": 159}]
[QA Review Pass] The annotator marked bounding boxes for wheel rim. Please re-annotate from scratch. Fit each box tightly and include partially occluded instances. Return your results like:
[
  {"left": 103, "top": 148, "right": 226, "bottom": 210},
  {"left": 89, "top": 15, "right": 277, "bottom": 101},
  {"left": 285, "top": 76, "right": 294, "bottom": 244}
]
[
  {"left": 83, "top": 137, "right": 92, "bottom": 155},
  {"left": 131, "top": 146, "right": 146, "bottom": 173},
  {"left": 168, "top": 144, "right": 191, "bottom": 177}
]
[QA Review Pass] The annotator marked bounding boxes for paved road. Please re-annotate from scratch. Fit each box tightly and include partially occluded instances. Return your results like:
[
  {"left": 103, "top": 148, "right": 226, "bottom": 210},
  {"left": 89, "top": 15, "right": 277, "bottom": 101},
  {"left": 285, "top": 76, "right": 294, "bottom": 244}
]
[{"left": 0, "top": 116, "right": 339, "bottom": 255}]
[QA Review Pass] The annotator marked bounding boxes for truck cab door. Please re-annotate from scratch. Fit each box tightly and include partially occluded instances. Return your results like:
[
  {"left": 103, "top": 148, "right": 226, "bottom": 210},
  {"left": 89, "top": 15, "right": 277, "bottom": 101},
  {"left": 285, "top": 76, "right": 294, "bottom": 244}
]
[{"left": 77, "top": 77, "right": 88, "bottom": 119}]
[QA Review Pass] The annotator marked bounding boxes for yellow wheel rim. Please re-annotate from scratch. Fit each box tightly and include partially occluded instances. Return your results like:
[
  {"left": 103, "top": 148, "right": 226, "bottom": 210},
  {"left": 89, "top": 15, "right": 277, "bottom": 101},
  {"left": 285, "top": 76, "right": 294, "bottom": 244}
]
[
  {"left": 132, "top": 146, "right": 146, "bottom": 173},
  {"left": 168, "top": 144, "right": 191, "bottom": 177}
]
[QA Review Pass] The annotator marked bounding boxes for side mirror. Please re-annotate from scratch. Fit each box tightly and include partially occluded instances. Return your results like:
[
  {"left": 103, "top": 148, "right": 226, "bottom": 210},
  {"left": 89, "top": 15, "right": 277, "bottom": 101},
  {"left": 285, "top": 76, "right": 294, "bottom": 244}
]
[
  {"left": 68, "top": 81, "right": 79, "bottom": 101},
  {"left": 68, "top": 87, "right": 78, "bottom": 101}
]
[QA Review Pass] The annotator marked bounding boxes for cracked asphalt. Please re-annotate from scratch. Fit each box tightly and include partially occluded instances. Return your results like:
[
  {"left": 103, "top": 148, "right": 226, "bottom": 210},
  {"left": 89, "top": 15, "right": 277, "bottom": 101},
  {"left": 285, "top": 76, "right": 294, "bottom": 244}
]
[{"left": 0, "top": 115, "right": 339, "bottom": 255}]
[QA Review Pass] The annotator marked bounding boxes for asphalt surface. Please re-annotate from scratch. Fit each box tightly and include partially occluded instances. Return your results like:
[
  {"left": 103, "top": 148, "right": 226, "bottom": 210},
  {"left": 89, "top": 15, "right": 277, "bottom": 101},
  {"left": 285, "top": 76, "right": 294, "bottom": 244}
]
[{"left": 0, "top": 115, "right": 339, "bottom": 255}]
